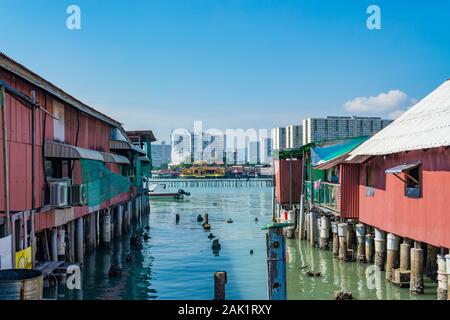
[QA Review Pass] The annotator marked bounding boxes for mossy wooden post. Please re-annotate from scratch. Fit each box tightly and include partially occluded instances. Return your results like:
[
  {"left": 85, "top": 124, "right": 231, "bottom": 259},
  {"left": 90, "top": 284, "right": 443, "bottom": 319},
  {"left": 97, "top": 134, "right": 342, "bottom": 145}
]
[
  {"left": 264, "top": 223, "right": 291, "bottom": 300},
  {"left": 410, "top": 245, "right": 424, "bottom": 294},
  {"left": 214, "top": 271, "right": 227, "bottom": 300},
  {"left": 338, "top": 223, "right": 348, "bottom": 261},
  {"left": 365, "top": 233, "right": 374, "bottom": 263},
  {"left": 374, "top": 228, "right": 386, "bottom": 271},
  {"left": 355, "top": 223, "right": 366, "bottom": 262},
  {"left": 386, "top": 233, "right": 399, "bottom": 281},
  {"left": 331, "top": 222, "right": 339, "bottom": 258}
]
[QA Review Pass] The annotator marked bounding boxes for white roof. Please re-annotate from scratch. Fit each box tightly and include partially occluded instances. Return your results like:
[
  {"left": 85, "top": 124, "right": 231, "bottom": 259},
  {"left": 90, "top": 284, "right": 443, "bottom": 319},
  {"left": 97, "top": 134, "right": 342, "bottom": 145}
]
[{"left": 349, "top": 79, "right": 450, "bottom": 158}]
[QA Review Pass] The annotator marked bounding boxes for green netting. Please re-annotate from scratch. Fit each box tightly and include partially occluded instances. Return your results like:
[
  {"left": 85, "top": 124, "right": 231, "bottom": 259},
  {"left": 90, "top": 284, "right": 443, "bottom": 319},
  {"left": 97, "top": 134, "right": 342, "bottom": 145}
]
[{"left": 80, "top": 159, "right": 131, "bottom": 207}]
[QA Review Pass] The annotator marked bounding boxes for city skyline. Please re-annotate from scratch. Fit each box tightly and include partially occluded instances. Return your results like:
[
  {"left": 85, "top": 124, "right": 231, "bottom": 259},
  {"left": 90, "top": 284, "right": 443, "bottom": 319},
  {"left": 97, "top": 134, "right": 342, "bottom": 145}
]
[{"left": 1, "top": 1, "right": 449, "bottom": 143}]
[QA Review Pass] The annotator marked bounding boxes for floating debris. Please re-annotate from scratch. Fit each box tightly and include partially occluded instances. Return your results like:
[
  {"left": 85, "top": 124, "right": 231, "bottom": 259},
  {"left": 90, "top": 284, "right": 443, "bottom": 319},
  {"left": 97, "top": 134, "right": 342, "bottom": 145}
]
[
  {"left": 254, "top": 217, "right": 259, "bottom": 222},
  {"left": 208, "top": 233, "right": 215, "bottom": 239},
  {"left": 335, "top": 290, "right": 353, "bottom": 300},
  {"left": 212, "top": 239, "right": 221, "bottom": 251},
  {"left": 299, "top": 264, "right": 309, "bottom": 270},
  {"left": 108, "top": 264, "right": 122, "bottom": 277},
  {"left": 306, "top": 270, "right": 321, "bottom": 277},
  {"left": 250, "top": 250, "right": 254, "bottom": 255},
  {"left": 176, "top": 213, "right": 180, "bottom": 223},
  {"left": 227, "top": 219, "right": 234, "bottom": 224},
  {"left": 213, "top": 202, "right": 218, "bottom": 206}
]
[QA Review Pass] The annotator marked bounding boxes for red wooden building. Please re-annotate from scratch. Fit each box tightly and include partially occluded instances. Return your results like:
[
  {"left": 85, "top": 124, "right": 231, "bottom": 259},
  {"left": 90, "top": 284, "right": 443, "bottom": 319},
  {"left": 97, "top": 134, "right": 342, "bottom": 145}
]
[
  {"left": 349, "top": 79, "right": 450, "bottom": 249},
  {"left": 0, "top": 53, "right": 153, "bottom": 270}
]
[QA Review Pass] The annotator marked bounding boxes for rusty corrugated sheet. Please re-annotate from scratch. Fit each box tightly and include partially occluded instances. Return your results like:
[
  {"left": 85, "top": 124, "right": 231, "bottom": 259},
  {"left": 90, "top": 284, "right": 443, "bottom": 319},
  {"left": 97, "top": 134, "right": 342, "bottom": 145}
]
[
  {"left": 275, "top": 157, "right": 303, "bottom": 205},
  {"left": 339, "top": 163, "right": 359, "bottom": 219}
]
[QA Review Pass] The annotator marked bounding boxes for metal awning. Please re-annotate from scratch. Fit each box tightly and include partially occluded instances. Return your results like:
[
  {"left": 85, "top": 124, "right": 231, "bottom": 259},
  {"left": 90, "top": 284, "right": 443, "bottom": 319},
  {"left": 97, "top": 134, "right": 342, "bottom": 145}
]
[
  {"left": 45, "top": 141, "right": 104, "bottom": 161},
  {"left": 101, "top": 152, "right": 130, "bottom": 164},
  {"left": 110, "top": 140, "right": 146, "bottom": 155},
  {"left": 385, "top": 161, "right": 421, "bottom": 174},
  {"left": 138, "top": 156, "right": 151, "bottom": 163}
]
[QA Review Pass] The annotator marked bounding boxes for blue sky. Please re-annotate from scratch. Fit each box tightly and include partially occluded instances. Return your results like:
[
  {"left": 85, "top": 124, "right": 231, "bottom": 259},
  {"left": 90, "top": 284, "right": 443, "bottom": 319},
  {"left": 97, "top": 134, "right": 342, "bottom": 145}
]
[{"left": 1, "top": 0, "right": 449, "bottom": 142}]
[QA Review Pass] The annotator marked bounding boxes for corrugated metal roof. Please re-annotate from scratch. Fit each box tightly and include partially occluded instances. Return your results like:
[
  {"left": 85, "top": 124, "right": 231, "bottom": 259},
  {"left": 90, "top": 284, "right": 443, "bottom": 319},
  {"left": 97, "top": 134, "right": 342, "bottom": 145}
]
[
  {"left": 110, "top": 140, "right": 146, "bottom": 155},
  {"left": 101, "top": 152, "right": 130, "bottom": 164},
  {"left": 349, "top": 79, "right": 450, "bottom": 158},
  {"left": 45, "top": 141, "right": 104, "bottom": 161},
  {"left": 385, "top": 161, "right": 421, "bottom": 174},
  {"left": 311, "top": 136, "right": 369, "bottom": 166}
]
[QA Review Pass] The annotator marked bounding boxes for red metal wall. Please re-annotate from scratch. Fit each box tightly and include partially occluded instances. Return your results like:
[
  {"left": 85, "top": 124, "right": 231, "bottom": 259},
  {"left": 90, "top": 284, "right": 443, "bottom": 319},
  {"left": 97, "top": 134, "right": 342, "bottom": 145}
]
[
  {"left": 275, "top": 158, "right": 303, "bottom": 205},
  {"left": 339, "top": 163, "right": 360, "bottom": 219},
  {"left": 359, "top": 147, "right": 450, "bottom": 248}
]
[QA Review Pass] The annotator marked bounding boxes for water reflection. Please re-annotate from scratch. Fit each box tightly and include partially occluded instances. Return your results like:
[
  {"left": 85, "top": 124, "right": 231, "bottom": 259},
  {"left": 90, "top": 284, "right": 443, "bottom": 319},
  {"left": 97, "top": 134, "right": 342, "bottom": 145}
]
[{"left": 287, "top": 239, "right": 436, "bottom": 300}]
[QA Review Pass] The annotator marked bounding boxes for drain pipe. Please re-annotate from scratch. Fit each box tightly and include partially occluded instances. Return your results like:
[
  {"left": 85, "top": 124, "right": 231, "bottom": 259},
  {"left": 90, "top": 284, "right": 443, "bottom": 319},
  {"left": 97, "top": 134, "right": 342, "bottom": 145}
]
[{"left": 31, "top": 91, "right": 36, "bottom": 267}]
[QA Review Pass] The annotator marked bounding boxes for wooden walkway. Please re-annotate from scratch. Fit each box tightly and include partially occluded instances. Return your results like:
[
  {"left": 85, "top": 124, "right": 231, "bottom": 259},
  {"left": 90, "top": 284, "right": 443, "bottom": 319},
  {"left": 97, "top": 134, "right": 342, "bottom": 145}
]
[{"left": 148, "top": 178, "right": 273, "bottom": 188}]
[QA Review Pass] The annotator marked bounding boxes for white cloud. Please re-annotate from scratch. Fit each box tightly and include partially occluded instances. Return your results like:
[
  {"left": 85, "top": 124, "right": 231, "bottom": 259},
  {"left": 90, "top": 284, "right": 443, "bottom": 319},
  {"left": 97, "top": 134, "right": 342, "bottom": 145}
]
[{"left": 344, "top": 90, "right": 410, "bottom": 113}]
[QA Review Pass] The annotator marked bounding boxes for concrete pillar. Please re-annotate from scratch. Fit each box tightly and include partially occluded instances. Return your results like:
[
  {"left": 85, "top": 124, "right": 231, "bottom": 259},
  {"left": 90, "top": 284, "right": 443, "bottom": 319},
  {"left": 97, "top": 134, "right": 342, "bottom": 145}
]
[
  {"left": 355, "top": 224, "right": 366, "bottom": 262},
  {"left": 57, "top": 227, "right": 66, "bottom": 261},
  {"left": 338, "top": 223, "right": 348, "bottom": 261},
  {"left": 365, "top": 234, "right": 374, "bottom": 264},
  {"left": 446, "top": 254, "right": 450, "bottom": 300},
  {"left": 115, "top": 205, "right": 123, "bottom": 238},
  {"left": 386, "top": 233, "right": 399, "bottom": 281},
  {"left": 410, "top": 247, "right": 424, "bottom": 294},
  {"left": 102, "top": 211, "right": 111, "bottom": 248},
  {"left": 309, "top": 212, "right": 317, "bottom": 247},
  {"left": 75, "top": 217, "right": 84, "bottom": 264},
  {"left": 425, "top": 244, "right": 439, "bottom": 281},
  {"left": 50, "top": 228, "right": 58, "bottom": 262},
  {"left": 374, "top": 228, "right": 386, "bottom": 271},
  {"left": 346, "top": 222, "right": 354, "bottom": 251},
  {"left": 437, "top": 254, "right": 448, "bottom": 300},
  {"left": 319, "top": 216, "right": 330, "bottom": 250},
  {"left": 399, "top": 242, "right": 411, "bottom": 271},
  {"left": 305, "top": 213, "right": 311, "bottom": 241},
  {"left": 331, "top": 222, "right": 339, "bottom": 258}
]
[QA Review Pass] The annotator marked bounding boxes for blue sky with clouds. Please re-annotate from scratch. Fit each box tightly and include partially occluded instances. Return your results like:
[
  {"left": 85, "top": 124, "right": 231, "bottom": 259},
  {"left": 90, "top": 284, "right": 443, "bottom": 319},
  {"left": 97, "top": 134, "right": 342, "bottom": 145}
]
[{"left": 1, "top": 0, "right": 449, "bottom": 141}]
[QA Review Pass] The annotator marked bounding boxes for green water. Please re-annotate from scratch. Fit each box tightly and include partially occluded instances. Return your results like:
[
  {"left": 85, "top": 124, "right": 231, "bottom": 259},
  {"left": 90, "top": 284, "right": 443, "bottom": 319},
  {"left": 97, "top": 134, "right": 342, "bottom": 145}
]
[
  {"left": 53, "top": 186, "right": 437, "bottom": 300},
  {"left": 286, "top": 239, "right": 437, "bottom": 300}
]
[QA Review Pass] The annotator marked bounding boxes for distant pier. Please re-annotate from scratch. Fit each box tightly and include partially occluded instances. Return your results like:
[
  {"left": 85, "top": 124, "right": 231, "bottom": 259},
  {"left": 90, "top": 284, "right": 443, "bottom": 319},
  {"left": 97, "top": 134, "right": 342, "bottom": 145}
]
[{"left": 147, "top": 178, "right": 273, "bottom": 188}]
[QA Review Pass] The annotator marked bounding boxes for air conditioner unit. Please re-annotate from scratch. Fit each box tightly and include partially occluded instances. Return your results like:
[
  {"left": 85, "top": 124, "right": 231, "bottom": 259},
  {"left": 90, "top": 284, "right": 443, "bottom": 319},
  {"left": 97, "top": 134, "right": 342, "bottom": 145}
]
[
  {"left": 71, "top": 184, "right": 87, "bottom": 206},
  {"left": 49, "top": 179, "right": 71, "bottom": 208}
]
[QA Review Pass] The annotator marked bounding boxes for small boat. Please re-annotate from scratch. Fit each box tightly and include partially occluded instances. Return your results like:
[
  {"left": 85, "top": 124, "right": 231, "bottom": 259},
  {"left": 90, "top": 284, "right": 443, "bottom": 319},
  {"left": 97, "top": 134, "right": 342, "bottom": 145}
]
[{"left": 147, "top": 184, "right": 191, "bottom": 200}]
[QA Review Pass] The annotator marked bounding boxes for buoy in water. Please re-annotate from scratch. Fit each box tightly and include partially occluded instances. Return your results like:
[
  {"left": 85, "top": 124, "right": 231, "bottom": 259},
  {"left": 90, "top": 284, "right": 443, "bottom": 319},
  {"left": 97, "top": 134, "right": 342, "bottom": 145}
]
[
  {"left": 197, "top": 215, "right": 204, "bottom": 222},
  {"left": 208, "top": 233, "right": 215, "bottom": 239},
  {"left": 227, "top": 219, "right": 234, "bottom": 224},
  {"left": 250, "top": 250, "right": 254, "bottom": 255}
]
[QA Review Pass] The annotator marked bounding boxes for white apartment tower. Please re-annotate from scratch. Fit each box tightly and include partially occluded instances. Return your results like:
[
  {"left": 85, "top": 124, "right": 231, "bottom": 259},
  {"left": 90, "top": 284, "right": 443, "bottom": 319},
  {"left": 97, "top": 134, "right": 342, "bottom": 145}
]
[
  {"left": 302, "top": 116, "right": 393, "bottom": 145},
  {"left": 286, "top": 125, "right": 303, "bottom": 149},
  {"left": 271, "top": 127, "right": 286, "bottom": 150}
]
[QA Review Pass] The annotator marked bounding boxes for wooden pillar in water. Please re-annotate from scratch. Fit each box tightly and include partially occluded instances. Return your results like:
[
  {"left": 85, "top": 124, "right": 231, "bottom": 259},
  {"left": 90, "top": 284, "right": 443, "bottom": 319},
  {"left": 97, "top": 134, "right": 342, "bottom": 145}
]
[
  {"left": 265, "top": 224, "right": 287, "bottom": 300},
  {"left": 319, "top": 216, "right": 329, "bottom": 250},
  {"left": 305, "top": 213, "right": 311, "bottom": 241},
  {"left": 57, "top": 227, "right": 66, "bottom": 261},
  {"left": 75, "top": 217, "right": 84, "bottom": 265},
  {"left": 365, "top": 233, "right": 374, "bottom": 264},
  {"left": 331, "top": 222, "right": 339, "bottom": 258},
  {"left": 425, "top": 244, "right": 439, "bottom": 281},
  {"left": 410, "top": 244, "right": 424, "bottom": 294},
  {"left": 102, "top": 210, "right": 111, "bottom": 248},
  {"left": 338, "top": 223, "right": 348, "bottom": 261},
  {"left": 437, "top": 254, "right": 448, "bottom": 300},
  {"left": 50, "top": 228, "right": 58, "bottom": 262},
  {"left": 374, "top": 228, "right": 386, "bottom": 271},
  {"left": 214, "top": 271, "right": 227, "bottom": 300},
  {"left": 386, "top": 233, "right": 399, "bottom": 281},
  {"left": 309, "top": 211, "right": 317, "bottom": 247},
  {"left": 298, "top": 195, "right": 305, "bottom": 241},
  {"left": 355, "top": 223, "right": 366, "bottom": 262}
]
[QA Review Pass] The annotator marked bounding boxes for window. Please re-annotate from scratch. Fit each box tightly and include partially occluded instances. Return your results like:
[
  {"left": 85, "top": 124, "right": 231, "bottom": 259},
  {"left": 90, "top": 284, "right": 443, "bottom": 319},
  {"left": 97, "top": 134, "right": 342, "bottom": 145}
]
[
  {"left": 405, "top": 166, "right": 421, "bottom": 198},
  {"left": 366, "top": 166, "right": 375, "bottom": 187}
]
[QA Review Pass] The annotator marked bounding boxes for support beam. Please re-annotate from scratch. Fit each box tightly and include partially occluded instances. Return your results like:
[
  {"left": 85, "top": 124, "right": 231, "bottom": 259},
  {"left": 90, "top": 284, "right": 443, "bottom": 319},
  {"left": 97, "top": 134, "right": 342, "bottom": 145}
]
[
  {"left": 319, "top": 216, "right": 330, "bottom": 250},
  {"left": 386, "top": 233, "right": 399, "bottom": 281},
  {"left": 437, "top": 254, "right": 448, "bottom": 300},
  {"left": 50, "top": 228, "right": 58, "bottom": 262},
  {"left": 102, "top": 210, "right": 111, "bottom": 248},
  {"left": 365, "top": 234, "right": 374, "bottom": 264},
  {"left": 76, "top": 217, "right": 84, "bottom": 264},
  {"left": 410, "top": 247, "right": 424, "bottom": 294},
  {"left": 374, "top": 228, "right": 386, "bottom": 271},
  {"left": 355, "top": 224, "right": 366, "bottom": 262},
  {"left": 331, "top": 222, "right": 339, "bottom": 258},
  {"left": 338, "top": 223, "right": 348, "bottom": 261}
]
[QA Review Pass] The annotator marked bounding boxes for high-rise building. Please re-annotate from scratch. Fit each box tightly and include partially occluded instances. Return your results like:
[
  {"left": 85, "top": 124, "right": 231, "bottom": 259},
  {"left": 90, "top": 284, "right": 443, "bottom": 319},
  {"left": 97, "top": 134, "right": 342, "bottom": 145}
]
[
  {"left": 286, "top": 125, "right": 303, "bottom": 149},
  {"left": 170, "top": 130, "right": 192, "bottom": 165},
  {"left": 203, "top": 131, "right": 225, "bottom": 164},
  {"left": 247, "top": 140, "right": 260, "bottom": 164},
  {"left": 259, "top": 136, "right": 273, "bottom": 165},
  {"left": 192, "top": 130, "right": 204, "bottom": 162},
  {"left": 151, "top": 141, "right": 171, "bottom": 168},
  {"left": 271, "top": 127, "right": 286, "bottom": 150},
  {"left": 302, "top": 116, "right": 393, "bottom": 145}
]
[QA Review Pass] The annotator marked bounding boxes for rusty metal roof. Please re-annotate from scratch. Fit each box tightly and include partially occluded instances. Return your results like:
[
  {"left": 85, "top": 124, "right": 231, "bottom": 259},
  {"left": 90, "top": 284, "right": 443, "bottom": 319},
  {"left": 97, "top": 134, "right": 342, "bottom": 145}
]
[
  {"left": 126, "top": 130, "right": 157, "bottom": 143},
  {"left": 45, "top": 141, "right": 104, "bottom": 161},
  {"left": 101, "top": 152, "right": 130, "bottom": 164},
  {"left": 349, "top": 79, "right": 450, "bottom": 158}
]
